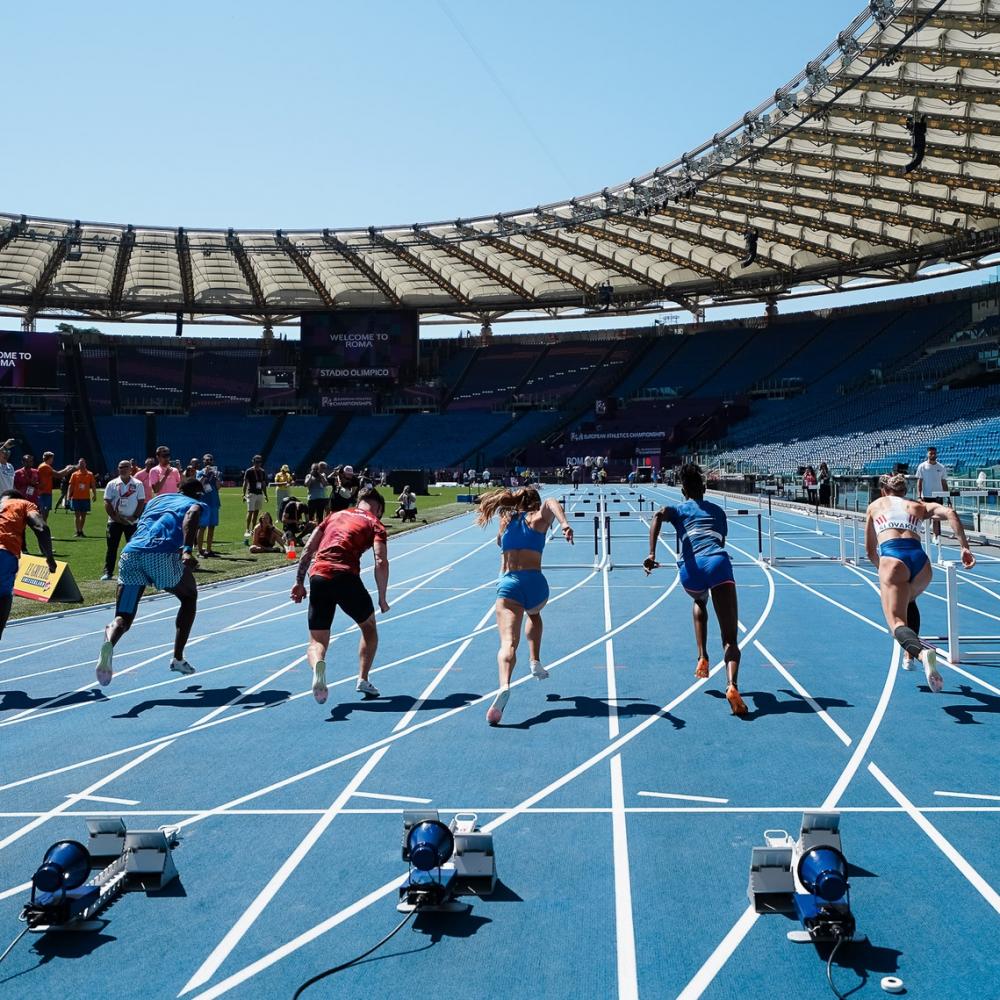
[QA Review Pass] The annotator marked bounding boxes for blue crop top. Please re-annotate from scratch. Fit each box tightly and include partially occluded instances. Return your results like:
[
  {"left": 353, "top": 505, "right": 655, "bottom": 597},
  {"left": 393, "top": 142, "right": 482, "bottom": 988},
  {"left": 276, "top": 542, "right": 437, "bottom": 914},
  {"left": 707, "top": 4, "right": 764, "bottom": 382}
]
[{"left": 501, "top": 512, "right": 547, "bottom": 553}]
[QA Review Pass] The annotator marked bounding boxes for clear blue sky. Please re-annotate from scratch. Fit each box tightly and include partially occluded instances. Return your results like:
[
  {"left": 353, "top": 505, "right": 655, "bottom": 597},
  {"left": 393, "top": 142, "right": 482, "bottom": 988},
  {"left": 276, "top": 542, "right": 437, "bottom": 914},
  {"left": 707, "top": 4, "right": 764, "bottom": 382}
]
[{"left": 1, "top": 0, "right": 991, "bottom": 337}]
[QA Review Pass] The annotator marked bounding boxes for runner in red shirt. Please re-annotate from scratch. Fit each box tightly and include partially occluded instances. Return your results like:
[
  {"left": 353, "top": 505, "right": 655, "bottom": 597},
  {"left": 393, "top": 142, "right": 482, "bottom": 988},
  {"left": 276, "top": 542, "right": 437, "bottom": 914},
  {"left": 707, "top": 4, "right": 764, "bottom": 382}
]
[{"left": 290, "top": 486, "right": 390, "bottom": 705}]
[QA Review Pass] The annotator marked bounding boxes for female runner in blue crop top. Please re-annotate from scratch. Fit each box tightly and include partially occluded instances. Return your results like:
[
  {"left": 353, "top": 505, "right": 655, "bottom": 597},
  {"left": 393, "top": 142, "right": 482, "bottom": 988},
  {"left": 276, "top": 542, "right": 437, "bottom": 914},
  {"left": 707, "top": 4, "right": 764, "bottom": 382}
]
[
  {"left": 645, "top": 463, "right": 747, "bottom": 716},
  {"left": 865, "top": 472, "right": 975, "bottom": 691},
  {"left": 476, "top": 487, "right": 573, "bottom": 726}
]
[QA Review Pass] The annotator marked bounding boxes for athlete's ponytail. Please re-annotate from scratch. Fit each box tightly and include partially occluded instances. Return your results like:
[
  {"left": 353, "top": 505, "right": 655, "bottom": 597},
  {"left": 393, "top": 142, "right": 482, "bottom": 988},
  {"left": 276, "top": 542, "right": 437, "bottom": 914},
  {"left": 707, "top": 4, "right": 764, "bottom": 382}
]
[
  {"left": 878, "top": 473, "right": 908, "bottom": 496},
  {"left": 476, "top": 487, "right": 542, "bottom": 526}
]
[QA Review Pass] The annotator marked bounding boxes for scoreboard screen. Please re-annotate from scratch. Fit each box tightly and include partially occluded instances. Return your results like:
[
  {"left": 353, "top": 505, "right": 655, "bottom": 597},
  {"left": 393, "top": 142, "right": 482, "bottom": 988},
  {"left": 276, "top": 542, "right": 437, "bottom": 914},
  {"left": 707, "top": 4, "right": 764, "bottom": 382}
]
[
  {"left": 0, "top": 331, "right": 58, "bottom": 388},
  {"left": 301, "top": 311, "right": 418, "bottom": 383}
]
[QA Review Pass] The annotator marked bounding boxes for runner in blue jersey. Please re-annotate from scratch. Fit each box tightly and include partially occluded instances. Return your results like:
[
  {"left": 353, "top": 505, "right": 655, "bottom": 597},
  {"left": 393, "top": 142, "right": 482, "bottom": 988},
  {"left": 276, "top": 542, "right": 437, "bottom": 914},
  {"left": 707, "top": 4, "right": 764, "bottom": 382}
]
[
  {"left": 644, "top": 463, "right": 747, "bottom": 716},
  {"left": 476, "top": 486, "right": 574, "bottom": 726},
  {"left": 95, "top": 479, "right": 209, "bottom": 687}
]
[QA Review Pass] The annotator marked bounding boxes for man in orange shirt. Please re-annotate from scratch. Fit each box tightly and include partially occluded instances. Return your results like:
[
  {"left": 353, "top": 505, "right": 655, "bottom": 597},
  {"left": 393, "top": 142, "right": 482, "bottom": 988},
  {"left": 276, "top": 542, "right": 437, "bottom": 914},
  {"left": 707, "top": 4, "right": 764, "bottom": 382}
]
[
  {"left": 0, "top": 490, "right": 55, "bottom": 641},
  {"left": 37, "top": 452, "right": 77, "bottom": 522},
  {"left": 68, "top": 458, "right": 98, "bottom": 537}
]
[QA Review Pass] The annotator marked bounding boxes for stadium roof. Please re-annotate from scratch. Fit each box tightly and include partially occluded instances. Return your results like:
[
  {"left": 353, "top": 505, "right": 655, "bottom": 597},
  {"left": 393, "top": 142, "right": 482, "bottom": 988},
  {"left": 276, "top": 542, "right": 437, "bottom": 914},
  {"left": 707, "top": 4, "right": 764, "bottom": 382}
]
[{"left": 1, "top": 0, "right": 999, "bottom": 328}]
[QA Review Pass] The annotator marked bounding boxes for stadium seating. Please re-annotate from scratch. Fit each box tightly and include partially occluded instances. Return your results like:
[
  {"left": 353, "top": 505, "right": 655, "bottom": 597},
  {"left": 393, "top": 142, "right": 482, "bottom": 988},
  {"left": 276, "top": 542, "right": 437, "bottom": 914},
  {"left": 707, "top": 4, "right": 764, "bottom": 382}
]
[{"left": 190, "top": 348, "right": 260, "bottom": 411}]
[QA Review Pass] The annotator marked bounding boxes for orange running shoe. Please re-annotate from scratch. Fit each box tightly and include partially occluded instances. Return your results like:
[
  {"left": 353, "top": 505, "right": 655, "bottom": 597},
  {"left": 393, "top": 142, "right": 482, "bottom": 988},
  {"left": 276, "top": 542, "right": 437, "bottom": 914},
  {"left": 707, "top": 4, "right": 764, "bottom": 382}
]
[
  {"left": 726, "top": 685, "right": 748, "bottom": 717},
  {"left": 695, "top": 658, "right": 710, "bottom": 679}
]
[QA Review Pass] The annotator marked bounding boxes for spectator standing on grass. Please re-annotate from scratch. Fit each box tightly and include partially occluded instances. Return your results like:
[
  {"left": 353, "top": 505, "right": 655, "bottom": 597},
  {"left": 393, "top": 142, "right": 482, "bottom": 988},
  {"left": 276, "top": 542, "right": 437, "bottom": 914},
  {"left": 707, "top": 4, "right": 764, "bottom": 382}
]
[
  {"left": 0, "top": 444, "right": 16, "bottom": 493},
  {"left": 135, "top": 457, "right": 155, "bottom": 498},
  {"left": 68, "top": 458, "right": 98, "bottom": 537},
  {"left": 149, "top": 446, "right": 181, "bottom": 497},
  {"left": 275, "top": 464, "right": 293, "bottom": 512},
  {"left": 13, "top": 454, "right": 40, "bottom": 504},
  {"left": 330, "top": 464, "right": 360, "bottom": 513},
  {"left": 36, "top": 452, "right": 75, "bottom": 522},
  {"left": 196, "top": 453, "right": 221, "bottom": 557},
  {"left": 242, "top": 454, "right": 268, "bottom": 536},
  {"left": 101, "top": 459, "right": 146, "bottom": 581},
  {"left": 916, "top": 446, "right": 948, "bottom": 540},
  {"left": 305, "top": 463, "right": 330, "bottom": 522}
]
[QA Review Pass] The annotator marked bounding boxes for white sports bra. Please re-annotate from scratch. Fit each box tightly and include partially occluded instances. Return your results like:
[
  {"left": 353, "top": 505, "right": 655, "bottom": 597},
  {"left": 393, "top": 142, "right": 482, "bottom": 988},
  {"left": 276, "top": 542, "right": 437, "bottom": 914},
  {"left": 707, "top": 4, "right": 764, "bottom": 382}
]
[{"left": 873, "top": 496, "right": 922, "bottom": 536}]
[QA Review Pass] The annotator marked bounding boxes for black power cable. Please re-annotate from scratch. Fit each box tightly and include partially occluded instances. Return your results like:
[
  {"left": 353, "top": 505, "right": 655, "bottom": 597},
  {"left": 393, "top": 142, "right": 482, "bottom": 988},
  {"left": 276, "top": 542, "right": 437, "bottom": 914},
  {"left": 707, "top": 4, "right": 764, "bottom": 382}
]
[
  {"left": 291, "top": 908, "right": 417, "bottom": 999},
  {"left": 825, "top": 934, "right": 849, "bottom": 1000}
]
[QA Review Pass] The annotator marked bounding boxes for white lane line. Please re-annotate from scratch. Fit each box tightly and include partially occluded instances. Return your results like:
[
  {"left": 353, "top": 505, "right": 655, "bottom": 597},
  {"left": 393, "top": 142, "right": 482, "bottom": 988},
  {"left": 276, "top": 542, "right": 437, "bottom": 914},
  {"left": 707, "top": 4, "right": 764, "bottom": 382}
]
[
  {"left": 675, "top": 905, "right": 759, "bottom": 1000},
  {"left": 0, "top": 881, "right": 32, "bottom": 901},
  {"left": 673, "top": 591, "right": 899, "bottom": 999},
  {"left": 610, "top": 754, "right": 638, "bottom": 1000},
  {"left": 637, "top": 791, "right": 729, "bottom": 804},
  {"left": 391, "top": 604, "right": 495, "bottom": 733},
  {"left": 351, "top": 791, "right": 432, "bottom": 805},
  {"left": 602, "top": 508, "right": 619, "bottom": 740},
  {"left": 933, "top": 790, "right": 1000, "bottom": 802},
  {"left": 868, "top": 763, "right": 1000, "bottom": 916},
  {"left": 178, "top": 746, "right": 391, "bottom": 996},
  {"left": 74, "top": 793, "right": 140, "bottom": 806},
  {"left": 752, "top": 640, "right": 852, "bottom": 747},
  {"left": 0, "top": 741, "right": 173, "bottom": 852},
  {"left": 187, "top": 655, "right": 307, "bottom": 729},
  {"left": 189, "top": 572, "right": 776, "bottom": 1000}
]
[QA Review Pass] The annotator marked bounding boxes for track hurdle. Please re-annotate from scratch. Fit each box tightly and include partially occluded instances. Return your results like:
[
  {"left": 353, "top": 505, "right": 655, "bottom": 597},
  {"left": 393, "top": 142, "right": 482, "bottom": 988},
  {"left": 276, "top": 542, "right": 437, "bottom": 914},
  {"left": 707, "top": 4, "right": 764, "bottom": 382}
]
[
  {"left": 766, "top": 513, "right": 851, "bottom": 566},
  {"left": 605, "top": 509, "right": 765, "bottom": 571},
  {"left": 546, "top": 514, "right": 603, "bottom": 570},
  {"left": 920, "top": 561, "right": 1000, "bottom": 665}
]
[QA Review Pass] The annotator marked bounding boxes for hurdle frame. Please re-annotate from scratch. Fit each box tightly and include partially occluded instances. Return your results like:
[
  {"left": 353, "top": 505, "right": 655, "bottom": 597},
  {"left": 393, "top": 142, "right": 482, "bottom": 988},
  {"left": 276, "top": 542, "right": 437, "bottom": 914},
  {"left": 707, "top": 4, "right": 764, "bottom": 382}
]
[{"left": 920, "top": 560, "right": 1000, "bottom": 664}]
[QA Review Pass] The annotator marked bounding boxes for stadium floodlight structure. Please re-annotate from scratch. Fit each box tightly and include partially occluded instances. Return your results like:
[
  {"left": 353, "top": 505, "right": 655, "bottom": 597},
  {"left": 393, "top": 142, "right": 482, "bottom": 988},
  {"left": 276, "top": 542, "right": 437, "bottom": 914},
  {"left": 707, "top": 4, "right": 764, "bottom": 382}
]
[{"left": 0, "top": 0, "right": 998, "bottom": 331}]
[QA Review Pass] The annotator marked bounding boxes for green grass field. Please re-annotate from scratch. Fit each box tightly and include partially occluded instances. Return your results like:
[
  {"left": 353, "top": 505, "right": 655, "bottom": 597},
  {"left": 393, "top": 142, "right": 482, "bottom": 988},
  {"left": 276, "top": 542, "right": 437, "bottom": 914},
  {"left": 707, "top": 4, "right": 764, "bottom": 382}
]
[{"left": 11, "top": 485, "right": 474, "bottom": 620}]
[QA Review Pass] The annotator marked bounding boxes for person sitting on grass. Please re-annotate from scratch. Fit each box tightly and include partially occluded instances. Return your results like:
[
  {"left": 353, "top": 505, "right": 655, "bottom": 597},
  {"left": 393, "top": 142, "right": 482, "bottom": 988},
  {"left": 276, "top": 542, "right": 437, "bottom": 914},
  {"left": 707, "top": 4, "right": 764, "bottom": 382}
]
[
  {"left": 282, "top": 499, "right": 313, "bottom": 547},
  {"left": 250, "top": 512, "right": 285, "bottom": 554}
]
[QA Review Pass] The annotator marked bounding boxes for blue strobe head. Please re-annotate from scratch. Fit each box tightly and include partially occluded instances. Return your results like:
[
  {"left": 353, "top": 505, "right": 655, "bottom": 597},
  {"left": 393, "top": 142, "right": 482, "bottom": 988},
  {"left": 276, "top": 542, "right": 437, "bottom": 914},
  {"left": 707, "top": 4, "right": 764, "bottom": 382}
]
[
  {"left": 406, "top": 820, "right": 454, "bottom": 873},
  {"left": 797, "top": 846, "right": 849, "bottom": 902},
  {"left": 32, "top": 840, "right": 91, "bottom": 895}
]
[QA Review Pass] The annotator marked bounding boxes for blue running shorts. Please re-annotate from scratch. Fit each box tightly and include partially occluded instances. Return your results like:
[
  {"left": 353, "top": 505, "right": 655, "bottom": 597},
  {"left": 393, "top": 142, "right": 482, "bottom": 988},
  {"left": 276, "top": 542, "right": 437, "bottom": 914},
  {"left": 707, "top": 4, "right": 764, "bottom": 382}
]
[
  {"left": 496, "top": 570, "right": 550, "bottom": 612},
  {"left": 679, "top": 551, "right": 735, "bottom": 596},
  {"left": 878, "top": 537, "right": 929, "bottom": 581}
]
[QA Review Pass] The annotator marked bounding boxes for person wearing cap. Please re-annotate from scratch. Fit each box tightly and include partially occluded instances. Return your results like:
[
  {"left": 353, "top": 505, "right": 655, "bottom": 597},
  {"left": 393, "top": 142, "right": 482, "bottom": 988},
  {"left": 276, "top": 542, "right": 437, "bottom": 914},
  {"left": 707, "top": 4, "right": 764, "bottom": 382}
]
[
  {"left": 242, "top": 454, "right": 268, "bottom": 536},
  {"left": 0, "top": 441, "right": 15, "bottom": 493},
  {"left": 36, "top": 452, "right": 76, "bottom": 521},
  {"left": 275, "top": 463, "right": 293, "bottom": 513},
  {"left": 330, "top": 464, "right": 359, "bottom": 513},
  {"left": 95, "top": 478, "right": 209, "bottom": 686},
  {"left": 196, "top": 453, "right": 221, "bottom": 557}
]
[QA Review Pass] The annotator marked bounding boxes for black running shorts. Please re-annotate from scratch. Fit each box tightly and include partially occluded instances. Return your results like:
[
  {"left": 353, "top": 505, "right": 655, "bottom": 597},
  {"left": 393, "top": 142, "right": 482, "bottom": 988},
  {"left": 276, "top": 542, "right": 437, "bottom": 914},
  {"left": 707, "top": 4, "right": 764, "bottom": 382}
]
[{"left": 308, "top": 572, "right": 375, "bottom": 630}]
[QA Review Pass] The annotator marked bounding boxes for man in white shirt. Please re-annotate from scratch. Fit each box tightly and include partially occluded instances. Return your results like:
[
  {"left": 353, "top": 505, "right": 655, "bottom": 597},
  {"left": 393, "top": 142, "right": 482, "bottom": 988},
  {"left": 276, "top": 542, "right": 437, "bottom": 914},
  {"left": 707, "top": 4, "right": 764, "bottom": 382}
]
[
  {"left": 102, "top": 459, "right": 147, "bottom": 581},
  {"left": 916, "top": 446, "right": 948, "bottom": 539},
  {"left": 0, "top": 441, "right": 16, "bottom": 493}
]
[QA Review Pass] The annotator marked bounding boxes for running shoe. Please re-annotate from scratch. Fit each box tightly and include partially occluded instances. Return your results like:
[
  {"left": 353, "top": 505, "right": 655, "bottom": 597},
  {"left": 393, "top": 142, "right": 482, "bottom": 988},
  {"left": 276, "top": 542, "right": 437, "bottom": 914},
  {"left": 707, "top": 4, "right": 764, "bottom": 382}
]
[
  {"left": 726, "top": 685, "right": 748, "bottom": 717},
  {"left": 100, "top": 572, "right": 112, "bottom": 582},
  {"left": 529, "top": 660, "right": 549, "bottom": 680},
  {"left": 920, "top": 648, "right": 943, "bottom": 693},
  {"left": 356, "top": 677, "right": 380, "bottom": 697},
  {"left": 901, "top": 654, "right": 916, "bottom": 671},
  {"left": 695, "top": 657, "right": 710, "bottom": 679},
  {"left": 170, "top": 658, "right": 196, "bottom": 676},
  {"left": 95, "top": 641, "right": 114, "bottom": 687},
  {"left": 486, "top": 688, "right": 511, "bottom": 726},
  {"left": 312, "top": 660, "right": 328, "bottom": 704}
]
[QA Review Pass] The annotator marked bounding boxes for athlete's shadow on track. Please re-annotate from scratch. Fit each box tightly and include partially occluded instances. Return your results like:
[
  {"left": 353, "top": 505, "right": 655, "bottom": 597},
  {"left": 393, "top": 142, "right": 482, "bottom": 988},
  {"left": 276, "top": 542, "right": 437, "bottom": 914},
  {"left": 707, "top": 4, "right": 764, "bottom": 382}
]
[
  {"left": 704, "top": 688, "right": 852, "bottom": 723},
  {"left": 499, "top": 693, "right": 685, "bottom": 731},
  {"left": 0, "top": 930, "right": 116, "bottom": 988},
  {"left": 111, "top": 684, "right": 289, "bottom": 719},
  {"left": 0, "top": 688, "right": 108, "bottom": 713},
  {"left": 941, "top": 684, "right": 1000, "bottom": 725},
  {"left": 326, "top": 692, "right": 480, "bottom": 723}
]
